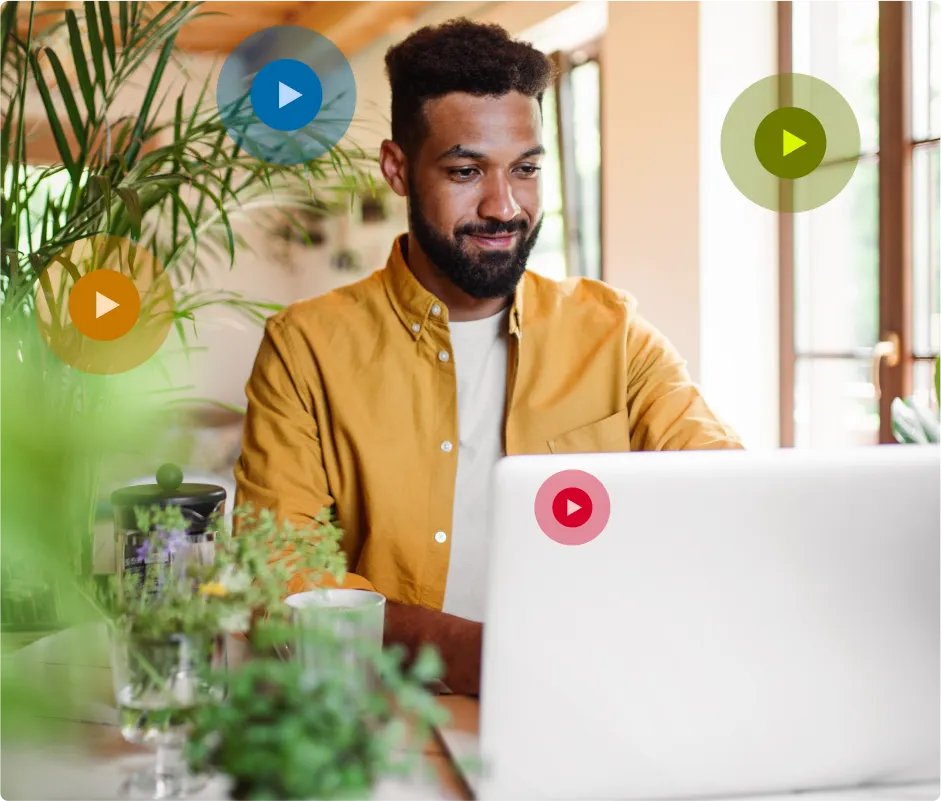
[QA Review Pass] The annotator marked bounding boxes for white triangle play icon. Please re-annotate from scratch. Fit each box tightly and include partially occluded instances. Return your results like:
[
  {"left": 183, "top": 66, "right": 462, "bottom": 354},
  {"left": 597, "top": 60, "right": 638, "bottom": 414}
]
[
  {"left": 278, "top": 81, "right": 302, "bottom": 109},
  {"left": 566, "top": 499, "right": 581, "bottom": 517},
  {"left": 96, "top": 291, "right": 119, "bottom": 319}
]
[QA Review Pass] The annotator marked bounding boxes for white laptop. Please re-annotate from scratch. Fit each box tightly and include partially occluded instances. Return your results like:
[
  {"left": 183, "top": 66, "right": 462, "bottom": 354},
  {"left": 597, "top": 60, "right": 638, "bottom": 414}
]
[{"left": 437, "top": 446, "right": 940, "bottom": 801}]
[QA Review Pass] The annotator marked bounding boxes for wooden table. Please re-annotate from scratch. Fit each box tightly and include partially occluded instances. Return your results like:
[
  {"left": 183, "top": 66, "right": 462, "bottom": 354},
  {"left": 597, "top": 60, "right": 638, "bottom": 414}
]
[{"left": 2, "top": 624, "right": 478, "bottom": 800}]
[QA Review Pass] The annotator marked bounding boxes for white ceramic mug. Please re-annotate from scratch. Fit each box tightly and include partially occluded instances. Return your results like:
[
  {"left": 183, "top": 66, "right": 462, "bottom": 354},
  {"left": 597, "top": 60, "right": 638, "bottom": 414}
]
[{"left": 282, "top": 589, "right": 386, "bottom": 684}]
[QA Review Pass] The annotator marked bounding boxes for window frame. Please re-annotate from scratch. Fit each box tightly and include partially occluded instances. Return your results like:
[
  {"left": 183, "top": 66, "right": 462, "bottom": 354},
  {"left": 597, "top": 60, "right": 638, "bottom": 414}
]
[
  {"left": 778, "top": 0, "right": 941, "bottom": 446},
  {"left": 547, "top": 39, "right": 603, "bottom": 281}
]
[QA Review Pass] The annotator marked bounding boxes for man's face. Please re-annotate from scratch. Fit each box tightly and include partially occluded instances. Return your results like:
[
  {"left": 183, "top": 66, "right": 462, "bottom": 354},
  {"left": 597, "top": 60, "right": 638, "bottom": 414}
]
[{"left": 406, "top": 91, "right": 544, "bottom": 299}]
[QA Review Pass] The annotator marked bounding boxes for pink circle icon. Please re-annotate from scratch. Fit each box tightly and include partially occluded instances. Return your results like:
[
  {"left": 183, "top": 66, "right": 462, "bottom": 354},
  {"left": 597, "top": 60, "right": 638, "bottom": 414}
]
[{"left": 534, "top": 469, "right": 610, "bottom": 546}]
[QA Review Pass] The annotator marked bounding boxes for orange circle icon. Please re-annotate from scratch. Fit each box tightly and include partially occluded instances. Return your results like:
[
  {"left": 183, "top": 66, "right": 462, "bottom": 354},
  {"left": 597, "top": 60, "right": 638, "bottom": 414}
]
[
  {"left": 34, "top": 235, "right": 174, "bottom": 375},
  {"left": 68, "top": 269, "right": 141, "bottom": 341}
]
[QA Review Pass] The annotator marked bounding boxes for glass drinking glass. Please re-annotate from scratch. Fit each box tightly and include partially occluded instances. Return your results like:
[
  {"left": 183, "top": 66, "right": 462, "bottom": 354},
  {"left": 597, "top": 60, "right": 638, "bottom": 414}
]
[
  {"left": 283, "top": 589, "right": 386, "bottom": 688},
  {"left": 110, "top": 629, "right": 225, "bottom": 799}
]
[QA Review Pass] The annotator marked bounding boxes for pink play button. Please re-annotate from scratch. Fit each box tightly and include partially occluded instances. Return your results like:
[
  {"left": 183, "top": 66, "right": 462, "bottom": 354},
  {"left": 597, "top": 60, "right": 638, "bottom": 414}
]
[
  {"left": 551, "top": 486, "right": 593, "bottom": 528},
  {"left": 535, "top": 469, "right": 611, "bottom": 546}
]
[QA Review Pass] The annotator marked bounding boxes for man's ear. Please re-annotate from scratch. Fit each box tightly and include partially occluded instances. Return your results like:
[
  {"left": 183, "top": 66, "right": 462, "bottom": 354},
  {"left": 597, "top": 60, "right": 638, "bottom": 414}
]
[{"left": 380, "top": 139, "right": 409, "bottom": 198}]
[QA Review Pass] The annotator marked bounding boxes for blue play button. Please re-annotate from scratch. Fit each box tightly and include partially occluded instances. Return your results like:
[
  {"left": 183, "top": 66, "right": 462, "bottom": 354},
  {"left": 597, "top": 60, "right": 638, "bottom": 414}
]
[
  {"left": 218, "top": 26, "right": 357, "bottom": 165},
  {"left": 250, "top": 58, "right": 323, "bottom": 132}
]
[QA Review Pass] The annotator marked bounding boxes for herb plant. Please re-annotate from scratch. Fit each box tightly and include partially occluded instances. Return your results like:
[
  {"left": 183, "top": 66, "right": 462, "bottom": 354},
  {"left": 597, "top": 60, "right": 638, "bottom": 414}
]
[
  {"left": 186, "top": 646, "right": 449, "bottom": 801},
  {"left": 97, "top": 502, "right": 348, "bottom": 642}
]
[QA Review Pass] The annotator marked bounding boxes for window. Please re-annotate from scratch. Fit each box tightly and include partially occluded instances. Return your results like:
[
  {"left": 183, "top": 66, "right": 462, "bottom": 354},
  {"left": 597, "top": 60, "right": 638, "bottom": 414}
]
[
  {"left": 527, "top": 43, "right": 602, "bottom": 282},
  {"left": 781, "top": 1, "right": 940, "bottom": 446}
]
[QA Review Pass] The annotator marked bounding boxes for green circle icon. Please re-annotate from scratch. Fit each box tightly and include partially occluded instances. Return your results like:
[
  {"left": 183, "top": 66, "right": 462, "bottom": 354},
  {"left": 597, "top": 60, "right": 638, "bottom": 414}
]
[
  {"left": 722, "top": 74, "right": 860, "bottom": 212},
  {"left": 754, "top": 106, "right": 827, "bottom": 179}
]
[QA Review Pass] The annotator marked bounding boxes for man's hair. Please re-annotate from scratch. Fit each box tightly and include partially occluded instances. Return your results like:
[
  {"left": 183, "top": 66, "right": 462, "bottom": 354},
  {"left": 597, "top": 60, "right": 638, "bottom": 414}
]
[{"left": 384, "top": 18, "right": 555, "bottom": 157}]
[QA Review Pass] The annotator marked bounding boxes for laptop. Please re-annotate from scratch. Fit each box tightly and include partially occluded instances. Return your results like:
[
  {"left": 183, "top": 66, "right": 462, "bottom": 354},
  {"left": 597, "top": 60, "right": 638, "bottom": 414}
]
[{"left": 437, "top": 446, "right": 940, "bottom": 800}]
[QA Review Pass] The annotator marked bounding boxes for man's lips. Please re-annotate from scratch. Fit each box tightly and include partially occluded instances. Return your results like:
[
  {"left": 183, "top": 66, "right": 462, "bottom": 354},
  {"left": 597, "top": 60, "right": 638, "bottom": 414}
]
[{"left": 466, "top": 231, "right": 519, "bottom": 249}]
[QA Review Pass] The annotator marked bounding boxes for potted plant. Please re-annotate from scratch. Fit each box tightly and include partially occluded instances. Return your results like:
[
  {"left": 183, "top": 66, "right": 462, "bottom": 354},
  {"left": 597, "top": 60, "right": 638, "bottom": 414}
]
[
  {"left": 0, "top": 0, "right": 373, "bottom": 633},
  {"left": 185, "top": 645, "right": 448, "bottom": 800},
  {"left": 92, "top": 501, "right": 351, "bottom": 798}
]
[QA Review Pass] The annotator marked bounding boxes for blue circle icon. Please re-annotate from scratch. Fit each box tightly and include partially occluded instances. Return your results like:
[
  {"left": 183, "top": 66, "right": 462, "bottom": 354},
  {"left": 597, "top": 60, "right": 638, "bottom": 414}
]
[
  {"left": 250, "top": 59, "right": 323, "bottom": 132},
  {"left": 217, "top": 26, "right": 356, "bottom": 166}
]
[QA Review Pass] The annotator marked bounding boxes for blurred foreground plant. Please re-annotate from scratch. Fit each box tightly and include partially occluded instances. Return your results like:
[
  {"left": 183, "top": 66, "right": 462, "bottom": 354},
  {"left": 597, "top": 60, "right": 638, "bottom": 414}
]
[
  {"left": 891, "top": 356, "right": 940, "bottom": 444},
  {"left": 186, "top": 647, "right": 448, "bottom": 801},
  {"left": 1, "top": 0, "right": 374, "bottom": 618}
]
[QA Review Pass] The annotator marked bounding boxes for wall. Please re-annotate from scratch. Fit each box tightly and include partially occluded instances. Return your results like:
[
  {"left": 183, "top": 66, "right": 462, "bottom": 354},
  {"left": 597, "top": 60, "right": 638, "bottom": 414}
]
[
  {"left": 600, "top": 1, "right": 779, "bottom": 445},
  {"left": 601, "top": 2, "right": 703, "bottom": 380},
  {"left": 698, "top": 2, "right": 779, "bottom": 448}
]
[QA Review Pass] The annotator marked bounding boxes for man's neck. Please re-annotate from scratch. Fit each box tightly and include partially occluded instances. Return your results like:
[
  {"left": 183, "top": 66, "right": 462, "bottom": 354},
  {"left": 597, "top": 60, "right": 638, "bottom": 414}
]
[{"left": 405, "top": 232, "right": 511, "bottom": 322}]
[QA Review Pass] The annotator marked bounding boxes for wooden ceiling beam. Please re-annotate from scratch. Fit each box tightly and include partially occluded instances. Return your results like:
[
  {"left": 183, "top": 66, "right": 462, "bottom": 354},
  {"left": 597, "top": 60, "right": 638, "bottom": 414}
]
[{"left": 248, "top": 1, "right": 427, "bottom": 56}]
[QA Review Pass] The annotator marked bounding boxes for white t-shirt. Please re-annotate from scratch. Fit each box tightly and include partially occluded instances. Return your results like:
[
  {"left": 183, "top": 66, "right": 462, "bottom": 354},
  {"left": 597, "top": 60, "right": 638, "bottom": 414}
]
[{"left": 441, "top": 309, "right": 509, "bottom": 623}]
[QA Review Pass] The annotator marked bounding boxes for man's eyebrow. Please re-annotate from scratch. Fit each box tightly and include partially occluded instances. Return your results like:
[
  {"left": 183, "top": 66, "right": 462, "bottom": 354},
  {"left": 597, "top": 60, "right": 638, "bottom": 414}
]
[
  {"left": 518, "top": 145, "right": 546, "bottom": 159},
  {"left": 437, "top": 144, "right": 547, "bottom": 161},
  {"left": 438, "top": 145, "right": 486, "bottom": 161}
]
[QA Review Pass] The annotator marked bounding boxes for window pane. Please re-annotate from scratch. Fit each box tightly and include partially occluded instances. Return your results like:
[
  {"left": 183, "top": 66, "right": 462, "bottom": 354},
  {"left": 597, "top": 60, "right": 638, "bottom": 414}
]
[
  {"left": 571, "top": 59, "right": 601, "bottom": 280},
  {"left": 913, "top": 359, "right": 940, "bottom": 413},
  {"left": 794, "top": 158, "right": 879, "bottom": 353},
  {"left": 930, "top": 0, "right": 941, "bottom": 138},
  {"left": 913, "top": 144, "right": 940, "bottom": 356},
  {"left": 911, "top": 0, "right": 941, "bottom": 141},
  {"left": 529, "top": 86, "right": 567, "bottom": 280},
  {"left": 539, "top": 86, "right": 563, "bottom": 216},
  {"left": 794, "top": 358, "right": 879, "bottom": 447},
  {"left": 792, "top": 1, "right": 880, "bottom": 155},
  {"left": 528, "top": 212, "right": 567, "bottom": 281}
]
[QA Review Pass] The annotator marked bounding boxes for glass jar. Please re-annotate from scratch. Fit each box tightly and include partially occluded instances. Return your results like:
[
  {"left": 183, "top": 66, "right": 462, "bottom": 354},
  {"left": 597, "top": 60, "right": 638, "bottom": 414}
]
[{"left": 111, "top": 464, "right": 226, "bottom": 592}]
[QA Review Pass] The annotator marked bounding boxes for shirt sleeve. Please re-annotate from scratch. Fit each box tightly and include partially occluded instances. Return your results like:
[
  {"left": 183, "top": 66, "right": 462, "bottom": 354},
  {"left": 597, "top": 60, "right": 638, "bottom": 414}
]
[
  {"left": 234, "top": 315, "right": 376, "bottom": 595},
  {"left": 625, "top": 311, "right": 744, "bottom": 451}
]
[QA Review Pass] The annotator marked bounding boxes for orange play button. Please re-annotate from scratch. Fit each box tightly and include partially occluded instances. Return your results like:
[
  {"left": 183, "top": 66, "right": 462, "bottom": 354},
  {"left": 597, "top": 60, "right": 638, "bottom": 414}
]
[{"left": 68, "top": 269, "right": 141, "bottom": 341}]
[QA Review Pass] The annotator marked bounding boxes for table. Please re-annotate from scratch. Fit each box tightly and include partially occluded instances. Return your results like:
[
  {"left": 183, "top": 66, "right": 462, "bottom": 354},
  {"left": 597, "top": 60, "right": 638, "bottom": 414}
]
[
  {"left": 2, "top": 624, "right": 474, "bottom": 800},
  {"left": 4, "top": 627, "right": 938, "bottom": 801}
]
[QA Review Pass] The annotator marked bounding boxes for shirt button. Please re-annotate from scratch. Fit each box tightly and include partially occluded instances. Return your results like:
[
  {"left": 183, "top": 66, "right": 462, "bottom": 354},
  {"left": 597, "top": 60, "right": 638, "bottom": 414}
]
[
  {"left": 411, "top": 323, "right": 421, "bottom": 333},
  {"left": 438, "top": 350, "right": 450, "bottom": 362},
  {"left": 431, "top": 303, "right": 441, "bottom": 316},
  {"left": 441, "top": 440, "right": 453, "bottom": 452},
  {"left": 434, "top": 531, "right": 448, "bottom": 543}
]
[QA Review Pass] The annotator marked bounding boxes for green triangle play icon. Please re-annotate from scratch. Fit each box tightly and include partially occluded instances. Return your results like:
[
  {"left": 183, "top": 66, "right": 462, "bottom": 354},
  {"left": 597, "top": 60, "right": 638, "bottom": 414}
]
[{"left": 783, "top": 129, "right": 806, "bottom": 156}]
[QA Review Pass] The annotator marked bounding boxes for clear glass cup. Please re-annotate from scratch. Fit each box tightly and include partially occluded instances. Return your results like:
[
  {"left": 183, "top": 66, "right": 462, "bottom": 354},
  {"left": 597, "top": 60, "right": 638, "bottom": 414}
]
[
  {"left": 283, "top": 589, "right": 386, "bottom": 688},
  {"left": 110, "top": 629, "right": 225, "bottom": 799}
]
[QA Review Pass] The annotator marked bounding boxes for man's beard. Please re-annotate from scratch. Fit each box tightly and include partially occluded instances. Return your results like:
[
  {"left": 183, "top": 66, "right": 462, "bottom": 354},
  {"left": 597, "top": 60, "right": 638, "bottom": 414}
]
[{"left": 408, "top": 184, "right": 543, "bottom": 300}]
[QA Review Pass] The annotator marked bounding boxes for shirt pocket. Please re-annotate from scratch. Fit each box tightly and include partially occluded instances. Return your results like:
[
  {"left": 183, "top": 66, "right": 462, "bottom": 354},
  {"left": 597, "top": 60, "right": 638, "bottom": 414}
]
[{"left": 547, "top": 408, "right": 632, "bottom": 454}]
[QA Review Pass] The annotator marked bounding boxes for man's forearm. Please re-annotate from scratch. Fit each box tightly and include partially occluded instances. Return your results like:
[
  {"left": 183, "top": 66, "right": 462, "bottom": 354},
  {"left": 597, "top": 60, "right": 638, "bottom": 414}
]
[{"left": 383, "top": 601, "right": 483, "bottom": 695}]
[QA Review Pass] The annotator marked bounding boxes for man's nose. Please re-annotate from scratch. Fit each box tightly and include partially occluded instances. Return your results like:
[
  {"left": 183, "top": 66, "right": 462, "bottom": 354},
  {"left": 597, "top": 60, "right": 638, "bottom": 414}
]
[{"left": 478, "top": 173, "right": 522, "bottom": 223}]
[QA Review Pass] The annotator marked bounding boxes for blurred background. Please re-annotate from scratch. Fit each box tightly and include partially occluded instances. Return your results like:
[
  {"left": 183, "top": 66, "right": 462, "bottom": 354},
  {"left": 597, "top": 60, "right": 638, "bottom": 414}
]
[{"left": 2, "top": 1, "right": 938, "bottom": 638}]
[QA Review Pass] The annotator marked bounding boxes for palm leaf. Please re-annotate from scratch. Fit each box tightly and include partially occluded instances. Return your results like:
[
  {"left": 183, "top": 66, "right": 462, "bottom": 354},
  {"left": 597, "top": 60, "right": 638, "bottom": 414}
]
[{"left": 64, "top": 10, "right": 96, "bottom": 119}]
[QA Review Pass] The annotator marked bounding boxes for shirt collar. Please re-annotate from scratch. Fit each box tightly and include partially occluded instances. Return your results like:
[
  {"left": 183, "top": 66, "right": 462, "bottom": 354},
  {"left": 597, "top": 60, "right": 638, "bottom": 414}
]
[{"left": 383, "top": 233, "right": 526, "bottom": 341}]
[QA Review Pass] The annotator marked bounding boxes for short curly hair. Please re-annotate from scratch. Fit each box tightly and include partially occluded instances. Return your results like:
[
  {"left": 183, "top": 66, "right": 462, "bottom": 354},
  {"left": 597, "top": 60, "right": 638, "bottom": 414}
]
[{"left": 384, "top": 18, "right": 555, "bottom": 157}]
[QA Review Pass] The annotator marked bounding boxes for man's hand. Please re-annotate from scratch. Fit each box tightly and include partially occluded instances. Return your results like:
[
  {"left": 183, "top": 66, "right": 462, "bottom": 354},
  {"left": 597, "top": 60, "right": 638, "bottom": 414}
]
[{"left": 384, "top": 601, "right": 482, "bottom": 696}]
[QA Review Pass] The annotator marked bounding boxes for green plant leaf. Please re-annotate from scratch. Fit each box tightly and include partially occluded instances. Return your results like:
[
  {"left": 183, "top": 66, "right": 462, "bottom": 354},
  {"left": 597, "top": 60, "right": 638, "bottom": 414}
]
[
  {"left": 82, "top": 1, "right": 108, "bottom": 94},
  {"left": 114, "top": 187, "right": 141, "bottom": 240},
  {"left": 28, "top": 51, "right": 78, "bottom": 179},
  {"left": 97, "top": 1, "right": 116, "bottom": 69},
  {"left": 125, "top": 37, "right": 175, "bottom": 168},
  {"left": 39, "top": 48, "right": 86, "bottom": 154},
  {"left": 934, "top": 356, "right": 940, "bottom": 408},
  {"left": 64, "top": 10, "right": 96, "bottom": 121},
  {"left": 117, "top": 0, "right": 128, "bottom": 47}
]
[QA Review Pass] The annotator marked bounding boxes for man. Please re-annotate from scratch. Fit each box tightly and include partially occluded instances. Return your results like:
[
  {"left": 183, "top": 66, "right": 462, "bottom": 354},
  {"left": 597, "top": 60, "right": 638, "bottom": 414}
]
[{"left": 235, "top": 19, "right": 741, "bottom": 695}]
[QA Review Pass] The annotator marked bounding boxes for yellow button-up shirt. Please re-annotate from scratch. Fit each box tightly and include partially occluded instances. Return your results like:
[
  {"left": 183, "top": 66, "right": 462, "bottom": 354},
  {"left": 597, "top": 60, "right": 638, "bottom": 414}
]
[{"left": 235, "top": 235, "right": 742, "bottom": 606}]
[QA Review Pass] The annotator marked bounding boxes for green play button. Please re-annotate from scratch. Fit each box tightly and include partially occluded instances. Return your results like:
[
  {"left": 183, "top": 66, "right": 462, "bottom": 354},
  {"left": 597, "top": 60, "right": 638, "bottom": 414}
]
[
  {"left": 721, "top": 74, "right": 860, "bottom": 212},
  {"left": 754, "top": 106, "right": 827, "bottom": 180},
  {"left": 783, "top": 129, "right": 806, "bottom": 156}
]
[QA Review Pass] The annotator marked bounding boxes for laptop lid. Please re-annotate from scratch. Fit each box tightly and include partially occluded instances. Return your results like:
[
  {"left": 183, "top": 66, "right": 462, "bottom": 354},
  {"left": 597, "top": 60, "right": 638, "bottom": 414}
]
[{"left": 479, "top": 447, "right": 940, "bottom": 800}]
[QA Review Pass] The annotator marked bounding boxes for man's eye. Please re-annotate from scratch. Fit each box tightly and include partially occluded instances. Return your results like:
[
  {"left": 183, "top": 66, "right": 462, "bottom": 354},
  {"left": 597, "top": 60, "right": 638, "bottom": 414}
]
[
  {"left": 450, "top": 167, "right": 478, "bottom": 180},
  {"left": 515, "top": 164, "right": 541, "bottom": 177}
]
